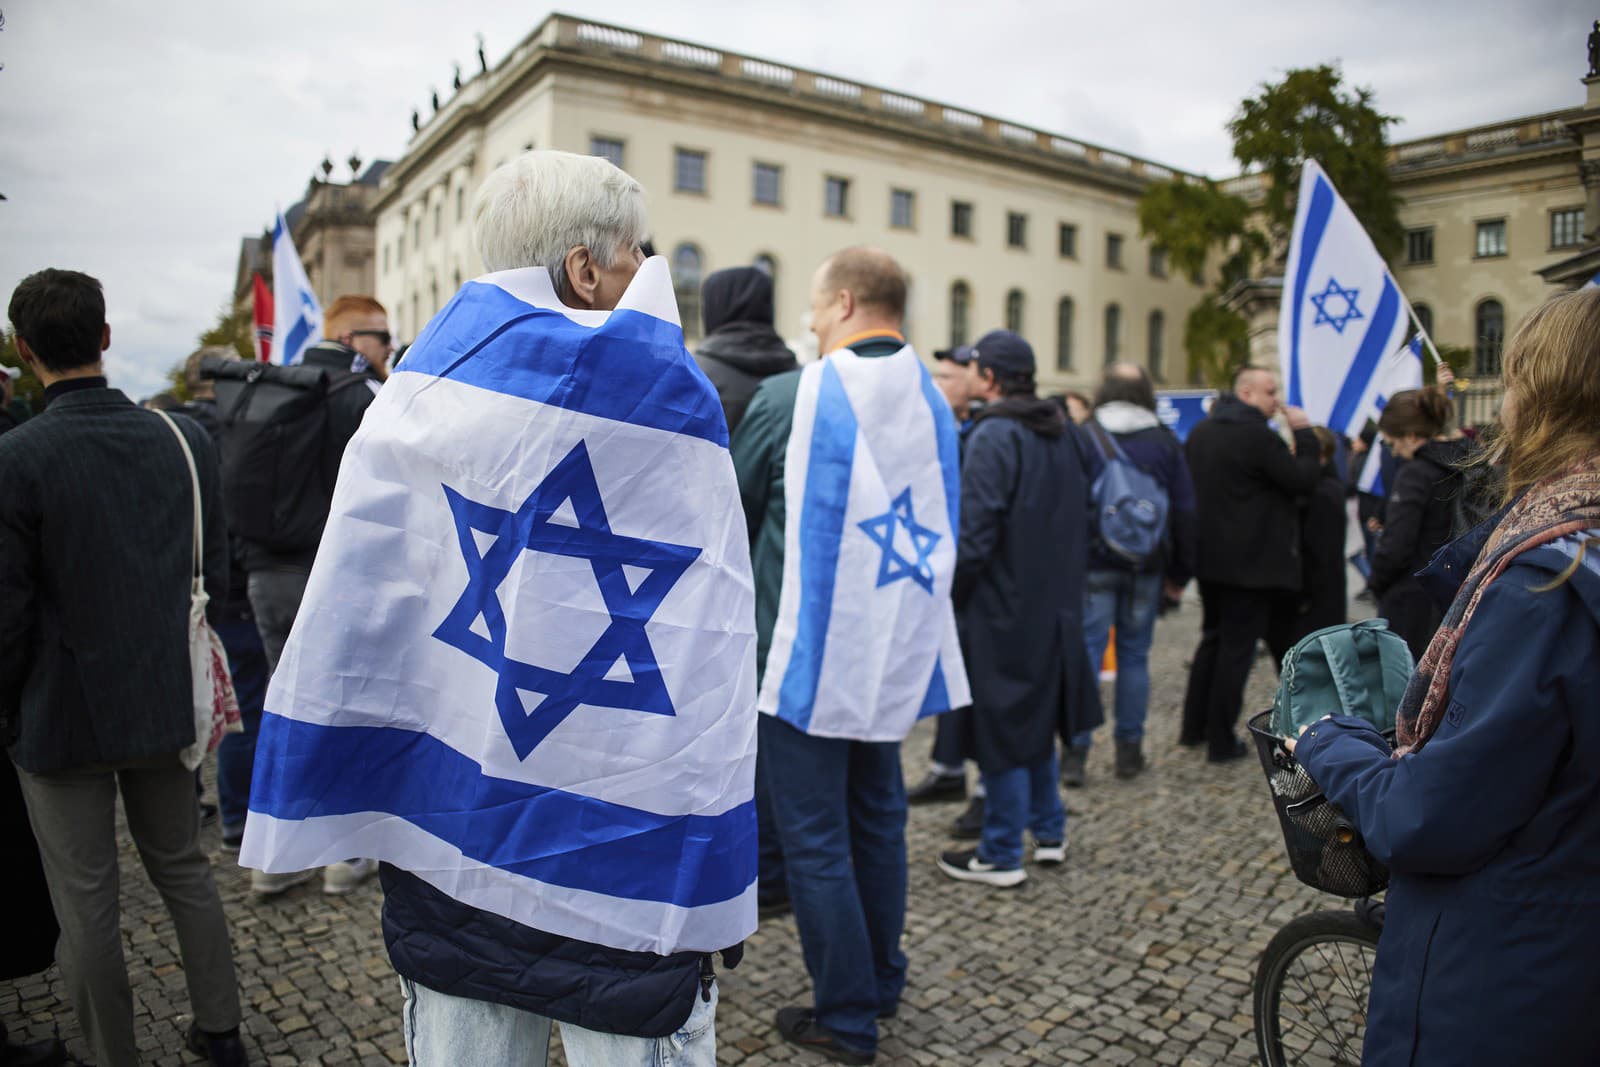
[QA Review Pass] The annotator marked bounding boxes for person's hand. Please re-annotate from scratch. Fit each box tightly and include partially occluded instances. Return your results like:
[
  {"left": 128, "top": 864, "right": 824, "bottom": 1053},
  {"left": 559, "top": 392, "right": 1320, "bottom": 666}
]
[
  {"left": 1365, "top": 517, "right": 1383, "bottom": 534},
  {"left": 1435, "top": 361, "right": 1456, "bottom": 389},
  {"left": 1282, "top": 405, "right": 1311, "bottom": 431},
  {"left": 1283, "top": 718, "right": 1330, "bottom": 754}
]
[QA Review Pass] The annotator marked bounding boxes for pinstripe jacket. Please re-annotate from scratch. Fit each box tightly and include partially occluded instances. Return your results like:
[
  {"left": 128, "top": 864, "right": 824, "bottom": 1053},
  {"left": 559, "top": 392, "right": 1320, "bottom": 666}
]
[{"left": 0, "top": 386, "right": 227, "bottom": 772}]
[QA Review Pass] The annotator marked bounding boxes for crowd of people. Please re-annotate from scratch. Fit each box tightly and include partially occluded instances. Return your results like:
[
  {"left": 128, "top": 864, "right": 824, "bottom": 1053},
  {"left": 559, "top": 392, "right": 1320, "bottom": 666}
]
[{"left": 1, "top": 145, "right": 1596, "bottom": 1067}]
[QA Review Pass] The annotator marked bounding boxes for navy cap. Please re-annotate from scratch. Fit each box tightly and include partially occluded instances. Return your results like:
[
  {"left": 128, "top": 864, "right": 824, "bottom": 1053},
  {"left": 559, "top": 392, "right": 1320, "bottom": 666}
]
[
  {"left": 972, "top": 329, "right": 1035, "bottom": 376},
  {"left": 934, "top": 344, "right": 976, "bottom": 365}
]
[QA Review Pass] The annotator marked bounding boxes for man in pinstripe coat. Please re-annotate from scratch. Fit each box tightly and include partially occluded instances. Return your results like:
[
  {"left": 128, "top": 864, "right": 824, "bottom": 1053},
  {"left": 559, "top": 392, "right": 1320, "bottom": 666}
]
[{"left": 0, "top": 270, "right": 247, "bottom": 1067}]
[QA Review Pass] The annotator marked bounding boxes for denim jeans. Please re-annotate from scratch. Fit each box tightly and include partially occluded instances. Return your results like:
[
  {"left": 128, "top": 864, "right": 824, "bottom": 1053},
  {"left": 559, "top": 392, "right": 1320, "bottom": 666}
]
[
  {"left": 1073, "top": 569, "right": 1163, "bottom": 749},
  {"left": 212, "top": 617, "right": 268, "bottom": 835},
  {"left": 400, "top": 977, "right": 717, "bottom": 1067},
  {"left": 978, "top": 753, "right": 1066, "bottom": 869},
  {"left": 758, "top": 715, "right": 907, "bottom": 1057}
]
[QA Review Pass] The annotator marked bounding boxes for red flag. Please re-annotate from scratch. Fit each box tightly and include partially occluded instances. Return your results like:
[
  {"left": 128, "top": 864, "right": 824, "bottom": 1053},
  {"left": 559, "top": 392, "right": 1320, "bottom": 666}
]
[{"left": 252, "top": 272, "right": 274, "bottom": 363}]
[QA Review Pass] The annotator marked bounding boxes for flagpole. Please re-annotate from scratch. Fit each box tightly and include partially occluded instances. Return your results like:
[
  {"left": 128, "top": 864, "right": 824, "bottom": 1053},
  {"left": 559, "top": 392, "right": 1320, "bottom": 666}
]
[{"left": 1391, "top": 271, "right": 1444, "bottom": 370}]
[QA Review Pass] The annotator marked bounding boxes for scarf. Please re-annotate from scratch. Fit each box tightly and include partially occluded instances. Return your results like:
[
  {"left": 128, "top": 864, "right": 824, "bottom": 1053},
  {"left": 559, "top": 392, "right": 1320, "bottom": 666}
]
[{"left": 1395, "top": 459, "right": 1600, "bottom": 753}]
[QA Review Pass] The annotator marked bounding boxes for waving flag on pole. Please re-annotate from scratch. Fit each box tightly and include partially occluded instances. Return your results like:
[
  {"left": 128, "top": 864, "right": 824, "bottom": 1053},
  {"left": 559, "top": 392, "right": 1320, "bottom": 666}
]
[
  {"left": 1353, "top": 337, "right": 1425, "bottom": 497},
  {"left": 251, "top": 272, "right": 273, "bottom": 363},
  {"left": 271, "top": 211, "right": 321, "bottom": 366},
  {"left": 759, "top": 344, "right": 970, "bottom": 740},
  {"left": 240, "top": 258, "right": 759, "bottom": 954},
  {"left": 1279, "top": 160, "right": 1412, "bottom": 439}
]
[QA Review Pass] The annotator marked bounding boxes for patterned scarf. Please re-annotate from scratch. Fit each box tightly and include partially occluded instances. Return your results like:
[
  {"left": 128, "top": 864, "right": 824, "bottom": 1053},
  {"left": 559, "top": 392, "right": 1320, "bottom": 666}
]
[{"left": 1394, "top": 459, "right": 1600, "bottom": 754}]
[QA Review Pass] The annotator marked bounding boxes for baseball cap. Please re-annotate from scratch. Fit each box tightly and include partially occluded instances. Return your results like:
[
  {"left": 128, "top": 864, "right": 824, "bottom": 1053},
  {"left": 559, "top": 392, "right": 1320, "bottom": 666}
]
[
  {"left": 933, "top": 344, "right": 976, "bottom": 365},
  {"left": 971, "top": 329, "right": 1035, "bottom": 376}
]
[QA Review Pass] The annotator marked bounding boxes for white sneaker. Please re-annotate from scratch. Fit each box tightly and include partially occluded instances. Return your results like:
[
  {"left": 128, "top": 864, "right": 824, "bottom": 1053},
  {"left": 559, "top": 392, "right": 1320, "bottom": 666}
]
[
  {"left": 1033, "top": 839, "right": 1068, "bottom": 865},
  {"left": 323, "top": 858, "right": 378, "bottom": 895},
  {"left": 937, "top": 848, "right": 1027, "bottom": 888},
  {"left": 251, "top": 868, "right": 317, "bottom": 896}
]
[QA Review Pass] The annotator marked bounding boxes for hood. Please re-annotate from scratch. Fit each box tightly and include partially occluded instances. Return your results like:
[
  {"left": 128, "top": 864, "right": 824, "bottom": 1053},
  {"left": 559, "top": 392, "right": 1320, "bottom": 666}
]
[
  {"left": 694, "top": 322, "right": 799, "bottom": 375},
  {"left": 701, "top": 267, "right": 773, "bottom": 334},
  {"left": 1206, "top": 393, "right": 1269, "bottom": 425},
  {"left": 1416, "top": 436, "right": 1474, "bottom": 470},
  {"left": 1094, "top": 401, "right": 1161, "bottom": 434},
  {"left": 972, "top": 395, "right": 1066, "bottom": 438}
]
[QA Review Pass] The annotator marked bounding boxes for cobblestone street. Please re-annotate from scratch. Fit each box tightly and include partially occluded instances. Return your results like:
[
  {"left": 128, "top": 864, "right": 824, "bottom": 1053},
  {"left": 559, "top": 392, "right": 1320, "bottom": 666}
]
[{"left": 3, "top": 595, "right": 1351, "bottom": 1066}]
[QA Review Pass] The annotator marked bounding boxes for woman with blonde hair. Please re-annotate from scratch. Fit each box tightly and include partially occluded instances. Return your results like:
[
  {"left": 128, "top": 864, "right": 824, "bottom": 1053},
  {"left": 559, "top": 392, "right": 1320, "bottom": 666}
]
[{"left": 1290, "top": 286, "right": 1600, "bottom": 1065}]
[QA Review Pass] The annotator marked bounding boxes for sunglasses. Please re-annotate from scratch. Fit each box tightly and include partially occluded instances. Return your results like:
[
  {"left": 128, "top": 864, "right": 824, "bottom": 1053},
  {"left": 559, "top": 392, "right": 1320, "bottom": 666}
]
[{"left": 350, "top": 329, "right": 392, "bottom": 346}]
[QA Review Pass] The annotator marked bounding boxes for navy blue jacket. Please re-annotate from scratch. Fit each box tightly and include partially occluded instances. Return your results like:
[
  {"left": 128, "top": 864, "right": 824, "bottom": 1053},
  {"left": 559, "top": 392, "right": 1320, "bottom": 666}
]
[{"left": 1297, "top": 525, "right": 1600, "bottom": 1066}]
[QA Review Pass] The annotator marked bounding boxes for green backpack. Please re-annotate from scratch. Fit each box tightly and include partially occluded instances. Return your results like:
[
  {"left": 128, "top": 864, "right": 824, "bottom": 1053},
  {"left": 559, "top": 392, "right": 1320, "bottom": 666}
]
[{"left": 1269, "top": 619, "right": 1415, "bottom": 739}]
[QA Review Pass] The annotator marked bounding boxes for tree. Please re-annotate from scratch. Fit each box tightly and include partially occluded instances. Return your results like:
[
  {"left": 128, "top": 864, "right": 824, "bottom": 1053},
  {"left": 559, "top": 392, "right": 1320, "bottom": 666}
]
[{"left": 1140, "top": 63, "right": 1401, "bottom": 387}]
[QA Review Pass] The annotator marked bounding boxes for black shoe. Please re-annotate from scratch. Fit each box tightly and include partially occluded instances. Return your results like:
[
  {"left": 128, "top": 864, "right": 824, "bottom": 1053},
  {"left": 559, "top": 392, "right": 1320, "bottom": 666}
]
[
  {"left": 1061, "top": 747, "right": 1088, "bottom": 788},
  {"left": 198, "top": 800, "right": 219, "bottom": 825},
  {"left": 1207, "top": 737, "right": 1251, "bottom": 764},
  {"left": 2, "top": 1037, "right": 66, "bottom": 1067},
  {"left": 937, "top": 847, "right": 1027, "bottom": 887},
  {"left": 774, "top": 1006, "right": 875, "bottom": 1064},
  {"left": 186, "top": 1022, "right": 249, "bottom": 1067},
  {"left": 1177, "top": 735, "right": 1205, "bottom": 749},
  {"left": 220, "top": 827, "right": 244, "bottom": 854},
  {"left": 906, "top": 770, "right": 966, "bottom": 805},
  {"left": 1114, "top": 740, "right": 1146, "bottom": 780},
  {"left": 951, "top": 796, "right": 985, "bottom": 840}
]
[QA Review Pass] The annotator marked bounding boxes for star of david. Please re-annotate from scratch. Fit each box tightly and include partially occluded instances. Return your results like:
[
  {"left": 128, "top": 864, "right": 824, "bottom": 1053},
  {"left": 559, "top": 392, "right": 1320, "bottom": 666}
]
[
  {"left": 1309, "top": 277, "right": 1364, "bottom": 334},
  {"left": 433, "top": 441, "right": 700, "bottom": 759},
  {"left": 857, "top": 487, "right": 941, "bottom": 595}
]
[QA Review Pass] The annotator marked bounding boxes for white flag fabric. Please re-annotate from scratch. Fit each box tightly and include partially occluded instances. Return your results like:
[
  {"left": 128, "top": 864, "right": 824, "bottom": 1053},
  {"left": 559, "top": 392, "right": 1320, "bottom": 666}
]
[
  {"left": 1279, "top": 160, "right": 1412, "bottom": 438},
  {"left": 271, "top": 211, "right": 322, "bottom": 366},
  {"left": 1353, "top": 337, "right": 1424, "bottom": 497},
  {"left": 240, "top": 258, "right": 759, "bottom": 955},
  {"left": 758, "top": 344, "right": 971, "bottom": 741}
]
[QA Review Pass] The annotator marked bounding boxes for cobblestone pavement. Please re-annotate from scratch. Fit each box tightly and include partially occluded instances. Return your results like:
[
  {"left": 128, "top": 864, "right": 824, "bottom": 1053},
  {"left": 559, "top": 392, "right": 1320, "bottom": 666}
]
[{"left": 3, "top": 595, "right": 1356, "bottom": 1066}]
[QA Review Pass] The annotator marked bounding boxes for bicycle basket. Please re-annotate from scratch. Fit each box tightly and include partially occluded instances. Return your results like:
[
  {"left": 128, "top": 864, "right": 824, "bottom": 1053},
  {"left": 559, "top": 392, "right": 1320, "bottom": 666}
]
[{"left": 1247, "top": 710, "right": 1391, "bottom": 898}]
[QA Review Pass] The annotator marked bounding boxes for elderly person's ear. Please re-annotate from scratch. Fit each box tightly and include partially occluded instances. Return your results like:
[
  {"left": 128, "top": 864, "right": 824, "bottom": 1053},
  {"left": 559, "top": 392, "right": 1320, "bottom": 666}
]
[{"left": 561, "top": 246, "right": 603, "bottom": 309}]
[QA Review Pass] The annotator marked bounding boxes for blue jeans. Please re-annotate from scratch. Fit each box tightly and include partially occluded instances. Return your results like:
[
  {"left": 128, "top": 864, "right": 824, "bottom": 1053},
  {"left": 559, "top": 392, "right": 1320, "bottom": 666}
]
[
  {"left": 400, "top": 977, "right": 717, "bottom": 1066},
  {"left": 213, "top": 616, "right": 268, "bottom": 835},
  {"left": 1073, "top": 569, "right": 1162, "bottom": 749},
  {"left": 978, "top": 754, "right": 1066, "bottom": 868},
  {"left": 758, "top": 715, "right": 907, "bottom": 1056}
]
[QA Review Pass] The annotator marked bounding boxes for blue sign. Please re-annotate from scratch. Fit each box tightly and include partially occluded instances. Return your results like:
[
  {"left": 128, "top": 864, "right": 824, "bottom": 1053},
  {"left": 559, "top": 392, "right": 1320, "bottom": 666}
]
[{"left": 1155, "top": 391, "right": 1216, "bottom": 442}]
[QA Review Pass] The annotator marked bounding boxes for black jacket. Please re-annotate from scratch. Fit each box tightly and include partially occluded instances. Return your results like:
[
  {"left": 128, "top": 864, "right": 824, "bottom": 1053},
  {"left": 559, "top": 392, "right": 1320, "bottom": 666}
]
[
  {"left": 1184, "top": 396, "right": 1322, "bottom": 591},
  {"left": 0, "top": 387, "right": 227, "bottom": 771},
  {"left": 955, "top": 398, "right": 1103, "bottom": 772},
  {"left": 692, "top": 268, "right": 797, "bottom": 435},
  {"left": 1372, "top": 437, "right": 1472, "bottom": 658},
  {"left": 1299, "top": 463, "right": 1350, "bottom": 632}
]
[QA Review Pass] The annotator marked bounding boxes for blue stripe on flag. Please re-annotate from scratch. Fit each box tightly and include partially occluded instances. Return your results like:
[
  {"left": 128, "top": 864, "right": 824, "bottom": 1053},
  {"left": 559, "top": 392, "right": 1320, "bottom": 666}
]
[
  {"left": 918, "top": 364, "right": 961, "bottom": 537},
  {"left": 401, "top": 281, "right": 728, "bottom": 447},
  {"left": 917, "top": 657, "right": 950, "bottom": 720},
  {"left": 1327, "top": 277, "right": 1402, "bottom": 433},
  {"left": 776, "top": 361, "right": 858, "bottom": 730},
  {"left": 281, "top": 316, "right": 313, "bottom": 365},
  {"left": 250, "top": 713, "right": 756, "bottom": 907},
  {"left": 1288, "top": 176, "right": 1336, "bottom": 407}
]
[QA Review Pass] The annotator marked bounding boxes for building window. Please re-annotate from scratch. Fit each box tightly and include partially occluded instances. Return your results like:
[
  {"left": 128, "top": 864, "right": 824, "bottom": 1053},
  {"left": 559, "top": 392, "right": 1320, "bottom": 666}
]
[
  {"left": 1551, "top": 208, "right": 1585, "bottom": 249},
  {"left": 397, "top": 231, "right": 405, "bottom": 265},
  {"left": 1475, "top": 219, "right": 1507, "bottom": 258},
  {"left": 673, "top": 243, "right": 704, "bottom": 340},
  {"left": 890, "top": 188, "right": 915, "bottom": 230},
  {"left": 1149, "top": 246, "right": 1168, "bottom": 279},
  {"left": 1106, "top": 233, "right": 1124, "bottom": 269},
  {"left": 674, "top": 149, "right": 707, "bottom": 194},
  {"left": 753, "top": 253, "right": 777, "bottom": 282},
  {"left": 382, "top": 245, "right": 390, "bottom": 273},
  {"left": 455, "top": 186, "right": 466, "bottom": 223},
  {"left": 591, "top": 136, "right": 625, "bottom": 170},
  {"left": 413, "top": 217, "right": 422, "bottom": 248},
  {"left": 950, "top": 281, "right": 971, "bottom": 346},
  {"left": 1005, "top": 289, "right": 1025, "bottom": 334},
  {"left": 433, "top": 203, "right": 442, "bottom": 238},
  {"left": 1059, "top": 223, "right": 1078, "bottom": 259},
  {"left": 1007, "top": 212, "right": 1027, "bottom": 249},
  {"left": 1475, "top": 299, "right": 1504, "bottom": 376},
  {"left": 824, "top": 176, "right": 850, "bottom": 218},
  {"left": 951, "top": 201, "right": 973, "bottom": 238},
  {"left": 1104, "top": 303, "right": 1122, "bottom": 364},
  {"left": 1406, "top": 227, "right": 1434, "bottom": 265},
  {"left": 1148, "top": 310, "right": 1165, "bottom": 381},
  {"left": 753, "top": 162, "right": 781, "bottom": 206},
  {"left": 1413, "top": 303, "right": 1433, "bottom": 338},
  {"left": 1056, "top": 297, "right": 1075, "bottom": 372}
]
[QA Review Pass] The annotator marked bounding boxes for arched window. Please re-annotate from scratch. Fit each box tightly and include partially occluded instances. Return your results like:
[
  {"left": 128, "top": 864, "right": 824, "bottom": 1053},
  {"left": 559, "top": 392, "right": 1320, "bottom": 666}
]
[
  {"left": 950, "top": 281, "right": 971, "bottom": 347},
  {"left": 1056, "top": 297, "right": 1075, "bottom": 372},
  {"left": 1148, "top": 310, "right": 1165, "bottom": 381},
  {"left": 1474, "top": 299, "right": 1504, "bottom": 376},
  {"left": 1413, "top": 303, "right": 1434, "bottom": 340},
  {"left": 1104, "top": 303, "right": 1122, "bottom": 364},
  {"left": 1005, "top": 289, "right": 1025, "bottom": 335},
  {"left": 673, "top": 243, "right": 704, "bottom": 340}
]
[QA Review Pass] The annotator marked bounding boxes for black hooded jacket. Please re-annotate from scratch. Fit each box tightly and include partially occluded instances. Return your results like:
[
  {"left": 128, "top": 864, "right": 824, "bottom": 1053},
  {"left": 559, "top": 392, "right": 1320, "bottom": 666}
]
[{"left": 692, "top": 268, "right": 798, "bottom": 435}]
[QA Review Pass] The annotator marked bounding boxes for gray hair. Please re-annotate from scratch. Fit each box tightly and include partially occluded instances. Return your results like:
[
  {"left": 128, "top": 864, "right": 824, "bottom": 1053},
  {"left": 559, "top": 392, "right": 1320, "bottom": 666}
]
[{"left": 471, "top": 150, "right": 648, "bottom": 299}]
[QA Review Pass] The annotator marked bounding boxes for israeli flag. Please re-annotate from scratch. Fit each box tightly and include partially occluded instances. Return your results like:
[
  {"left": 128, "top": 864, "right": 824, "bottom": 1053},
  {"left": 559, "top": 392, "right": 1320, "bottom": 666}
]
[
  {"left": 759, "top": 345, "right": 971, "bottom": 740},
  {"left": 1585, "top": 269, "right": 1600, "bottom": 289},
  {"left": 271, "top": 210, "right": 322, "bottom": 366},
  {"left": 1279, "top": 160, "right": 1412, "bottom": 439},
  {"left": 240, "top": 258, "right": 759, "bottom": 955},
  {"left": 1353, "top": 337, "right": 1424, "bottom": 497}
]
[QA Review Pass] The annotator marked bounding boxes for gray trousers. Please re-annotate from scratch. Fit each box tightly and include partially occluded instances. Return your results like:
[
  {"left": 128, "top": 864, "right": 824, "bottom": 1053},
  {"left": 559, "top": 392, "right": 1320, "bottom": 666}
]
[
  {"left": 13, "top": 753, "right": 242, "bottom": 1067},
  {"left": 247, "top": 568, "right": 311, "bottom": 673}
]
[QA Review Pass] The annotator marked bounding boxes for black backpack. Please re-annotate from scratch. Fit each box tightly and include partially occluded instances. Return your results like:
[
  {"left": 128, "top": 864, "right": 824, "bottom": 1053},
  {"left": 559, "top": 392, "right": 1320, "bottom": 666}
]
[{"left": 201, "top": 357, "right": 370, "bottom": 552}]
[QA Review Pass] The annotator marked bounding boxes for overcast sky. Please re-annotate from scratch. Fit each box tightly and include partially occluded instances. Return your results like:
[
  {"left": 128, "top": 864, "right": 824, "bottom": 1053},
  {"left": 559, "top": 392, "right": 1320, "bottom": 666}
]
[{"left": 0, "top": 0, "right": 1587, "bottom": 399}]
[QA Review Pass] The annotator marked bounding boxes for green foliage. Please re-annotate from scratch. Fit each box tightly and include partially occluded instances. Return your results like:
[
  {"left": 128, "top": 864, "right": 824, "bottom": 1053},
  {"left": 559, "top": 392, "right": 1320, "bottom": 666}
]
[
  {"left": 1138, "top": 179, "right": 1268, "bottom": 289},
  {"left": 1430, "top": 341, "right": 1472, "bottom": 378},
  {"left": 199, "top": 300, "right": 254, "bottom": 362},
  {"left": 164, "top": 361, "right": 194, "bottom": 404},
  {"left": 1, "top": 329, "right": 43, "bottom": 414},
  {"left": 1184, "top": 296, "right": 1252, "bottom": 388}
]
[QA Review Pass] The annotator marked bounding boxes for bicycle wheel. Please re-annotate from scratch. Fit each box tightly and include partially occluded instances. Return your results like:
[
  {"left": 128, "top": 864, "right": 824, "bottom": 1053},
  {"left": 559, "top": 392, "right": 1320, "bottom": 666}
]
[{"left": 1253, "top": 909, "right": 1381, "bottom": 1067}]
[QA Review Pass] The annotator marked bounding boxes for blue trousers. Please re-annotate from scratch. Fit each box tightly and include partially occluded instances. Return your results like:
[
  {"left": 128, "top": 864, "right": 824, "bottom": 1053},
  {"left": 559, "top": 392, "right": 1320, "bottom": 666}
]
[
  {"left": 978, "top": 754, "right": 1066, "bottom": 869},
  {"left": 1073, "top": 569, "right": 1162, "bottom": 749},
  {"left": 758, "top": 715, "right": 907, "bottom": 1056},
  {"left": 212, "top": 616, "right": 268, "bottom": 834}
]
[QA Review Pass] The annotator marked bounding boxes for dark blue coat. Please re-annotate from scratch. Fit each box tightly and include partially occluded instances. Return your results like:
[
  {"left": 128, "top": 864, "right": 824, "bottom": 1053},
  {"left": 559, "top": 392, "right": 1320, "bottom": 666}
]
[{"left": 1297, "top": 526, "right": 1600, "bottom": 1066}]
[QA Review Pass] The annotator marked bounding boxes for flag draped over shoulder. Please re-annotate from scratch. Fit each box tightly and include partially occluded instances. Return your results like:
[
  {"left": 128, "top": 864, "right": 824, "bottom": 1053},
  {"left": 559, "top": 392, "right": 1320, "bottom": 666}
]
[
  {"left": 271, "top": 211, "right": 321, "bottom": 366},
  {"left": 1279, "top": 160, "right": 1412, "bottom": 439},
  {"left": 758, "top": 345, "right": 971, "bottom": 741},
  {"left": 239, "top": 258, "right": 759, "bottom": 956}
]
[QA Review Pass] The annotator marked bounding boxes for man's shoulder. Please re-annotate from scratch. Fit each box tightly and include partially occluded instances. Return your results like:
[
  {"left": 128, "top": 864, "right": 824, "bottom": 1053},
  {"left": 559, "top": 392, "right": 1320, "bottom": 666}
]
[{"left": 744, "top": 368, "right": 803, "bottom": 420}]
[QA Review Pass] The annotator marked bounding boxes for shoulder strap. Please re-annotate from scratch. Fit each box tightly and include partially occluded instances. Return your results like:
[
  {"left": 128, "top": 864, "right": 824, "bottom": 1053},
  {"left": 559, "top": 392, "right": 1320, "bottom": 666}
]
[
  {"left": 1087, "top": 419, "right": 1129, "bottom": 464},
  {"left": 153, "top": 411, "right": 204, "bottom": 589},
  {"left": 1315, "top": 627, "right": 1370, "bottom": 720}
]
